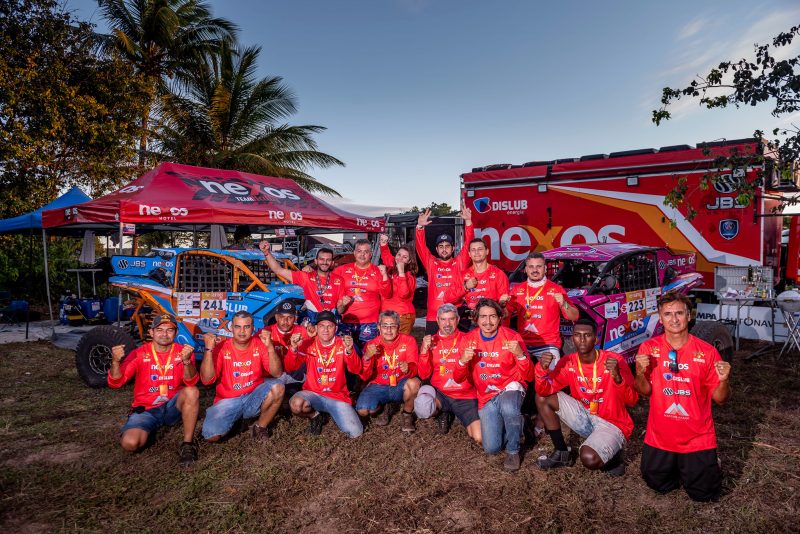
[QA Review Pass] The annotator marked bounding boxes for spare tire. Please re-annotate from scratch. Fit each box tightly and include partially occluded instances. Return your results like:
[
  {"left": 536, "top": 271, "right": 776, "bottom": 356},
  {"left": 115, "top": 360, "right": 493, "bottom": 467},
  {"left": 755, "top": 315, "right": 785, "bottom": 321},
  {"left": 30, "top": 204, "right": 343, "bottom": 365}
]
[
  {"left": 75, "top": 325, "right": 138, "bottom": 388},
  {"left": 690, "top": 321, "right": 734, "bottom": 362}
]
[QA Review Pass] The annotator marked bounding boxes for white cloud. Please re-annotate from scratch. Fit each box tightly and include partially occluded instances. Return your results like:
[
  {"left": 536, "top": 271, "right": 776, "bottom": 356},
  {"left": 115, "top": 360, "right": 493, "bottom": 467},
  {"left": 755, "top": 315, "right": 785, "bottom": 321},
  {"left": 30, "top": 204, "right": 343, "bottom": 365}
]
[{"left": 676, "top": 17, "right": 707, "bottom": 41}]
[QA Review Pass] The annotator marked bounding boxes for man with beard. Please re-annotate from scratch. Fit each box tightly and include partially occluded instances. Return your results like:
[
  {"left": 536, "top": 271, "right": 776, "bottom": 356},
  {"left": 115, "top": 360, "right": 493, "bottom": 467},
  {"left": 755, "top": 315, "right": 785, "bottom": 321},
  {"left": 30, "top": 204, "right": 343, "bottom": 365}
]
[
  {"left": 109, "top": 314, "right": 200, "bottom": 466},
  {"left": 260, "top": 242, "right": 347, "bottom": 323},
  {"left": 286, "top": 311, "right": 364, "bottom": 437},
  {"left": 257, "top": 301, "right": 314, "bottom": 388},
  {"left": 456, "top": 238, "right": 510, "bottom": 331},
  {"left": 416, "top": 205, "right": 474, "bottom": 334},
  {"left": 415, "top": 304, "right": 481, "bottom": 443},
  {"left": 201, "top": 311, "right": 285, "bottom": 442}
]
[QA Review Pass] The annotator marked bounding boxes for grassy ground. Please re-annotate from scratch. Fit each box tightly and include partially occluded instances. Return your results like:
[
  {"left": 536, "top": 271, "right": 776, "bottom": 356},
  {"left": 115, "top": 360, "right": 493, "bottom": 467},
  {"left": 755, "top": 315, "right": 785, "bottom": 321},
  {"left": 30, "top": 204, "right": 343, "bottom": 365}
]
[{"left": 1, "top": 337, "right": 798, "bottom": 533}]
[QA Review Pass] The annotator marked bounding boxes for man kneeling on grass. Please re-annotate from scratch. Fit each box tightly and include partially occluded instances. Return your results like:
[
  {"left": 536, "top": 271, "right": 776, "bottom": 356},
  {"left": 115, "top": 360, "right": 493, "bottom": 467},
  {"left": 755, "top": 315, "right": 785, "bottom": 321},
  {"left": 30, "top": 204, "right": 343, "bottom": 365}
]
[
  {"left": 356, "top": 310, "right": 421, "bottom": 432},
  {"left": 109, "top": 314, "right": 200, "bottom": 466},
  {"left": 534, "top": 318, "right": 637, "bottom": 474},
  {"left": 285, "top": 311, "right": 364, "bottom": 437},
  {"left": 200, "top": 311, "right": 285, "bottom": 443}
]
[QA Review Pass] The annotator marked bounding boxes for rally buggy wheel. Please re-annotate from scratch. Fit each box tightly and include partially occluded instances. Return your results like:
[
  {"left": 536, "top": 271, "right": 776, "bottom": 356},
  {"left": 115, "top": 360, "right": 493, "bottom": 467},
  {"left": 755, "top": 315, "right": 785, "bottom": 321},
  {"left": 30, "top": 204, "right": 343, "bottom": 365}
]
[
  {"left": 75, "top": 325, "right": 138, "bottom": 388},
  {"left": 690, "top": 320, "right": 734, "bottom": 362}
]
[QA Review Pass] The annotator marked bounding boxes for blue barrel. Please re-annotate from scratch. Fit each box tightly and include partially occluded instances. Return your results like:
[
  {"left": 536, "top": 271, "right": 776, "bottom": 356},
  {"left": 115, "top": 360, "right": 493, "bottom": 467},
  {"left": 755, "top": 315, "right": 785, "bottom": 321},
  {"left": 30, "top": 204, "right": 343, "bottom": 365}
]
[
  {"left": 103, "top": 297, "right": 120, "bottom": 322},
  {"left": 81, "top": 299, "right": 102, "bottom": 320}
]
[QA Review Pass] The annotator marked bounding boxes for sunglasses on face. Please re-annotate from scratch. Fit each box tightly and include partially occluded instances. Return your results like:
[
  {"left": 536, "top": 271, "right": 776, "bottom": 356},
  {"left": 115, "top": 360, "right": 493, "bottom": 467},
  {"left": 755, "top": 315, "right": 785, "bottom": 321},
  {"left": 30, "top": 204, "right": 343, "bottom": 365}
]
[{"left": 668, "top": 349, "right": 679, "bottom": 373}]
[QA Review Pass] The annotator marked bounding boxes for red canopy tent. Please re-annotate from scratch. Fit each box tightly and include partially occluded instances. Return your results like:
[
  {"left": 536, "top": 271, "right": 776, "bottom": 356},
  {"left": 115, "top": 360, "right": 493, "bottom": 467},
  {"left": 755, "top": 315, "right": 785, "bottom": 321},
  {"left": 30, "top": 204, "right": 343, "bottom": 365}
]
[{"left": 42, "top": 162, "right": 384, "bottom": 233}]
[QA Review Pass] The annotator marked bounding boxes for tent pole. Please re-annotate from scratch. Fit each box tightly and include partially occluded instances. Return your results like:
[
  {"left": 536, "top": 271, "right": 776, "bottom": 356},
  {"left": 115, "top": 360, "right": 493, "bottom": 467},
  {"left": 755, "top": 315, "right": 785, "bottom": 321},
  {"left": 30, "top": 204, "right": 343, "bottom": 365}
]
[
  {"left": 117, "top": 222, "right": 123, "bottom": 326},
  {"left": 26, "top": 222, "right": 32, "bottom": 339},
  {"left": 42, "top": 228, "right": 55, "bottom": 339}
]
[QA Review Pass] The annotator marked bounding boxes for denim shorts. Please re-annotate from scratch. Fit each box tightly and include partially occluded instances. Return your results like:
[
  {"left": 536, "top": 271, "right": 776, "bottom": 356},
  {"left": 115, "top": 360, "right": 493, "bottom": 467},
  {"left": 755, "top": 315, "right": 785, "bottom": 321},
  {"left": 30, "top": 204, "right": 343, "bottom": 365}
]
[
  {"left": 556, "top": 391, "right": 626, "bottom": 463},
  {"left": 355, "top": 378, "right": 408, "bottom": 412},
  {"left": 201, "top": 378, "right": 282, "bottom": 440},
  {"left": 120, "top": 393, "right": 182, "bottom": 435}
]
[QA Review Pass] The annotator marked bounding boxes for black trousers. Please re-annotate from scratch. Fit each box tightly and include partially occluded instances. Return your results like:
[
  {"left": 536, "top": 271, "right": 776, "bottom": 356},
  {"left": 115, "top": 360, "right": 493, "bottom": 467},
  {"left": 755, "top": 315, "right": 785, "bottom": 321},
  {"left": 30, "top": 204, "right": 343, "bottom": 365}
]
[{"left": 641, "top": 443, "right": 722, "bottom": 502}]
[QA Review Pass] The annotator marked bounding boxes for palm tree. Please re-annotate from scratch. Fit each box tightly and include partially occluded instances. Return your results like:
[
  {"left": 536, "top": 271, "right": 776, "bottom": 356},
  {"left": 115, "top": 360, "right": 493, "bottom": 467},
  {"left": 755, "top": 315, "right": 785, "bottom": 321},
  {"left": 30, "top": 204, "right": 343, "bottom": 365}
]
[
  {"left": 154, "top": 43, "right": 343, "bottom": 196},
  {"left": 95, "top": 0, "right": 237, "bottom": 163}
]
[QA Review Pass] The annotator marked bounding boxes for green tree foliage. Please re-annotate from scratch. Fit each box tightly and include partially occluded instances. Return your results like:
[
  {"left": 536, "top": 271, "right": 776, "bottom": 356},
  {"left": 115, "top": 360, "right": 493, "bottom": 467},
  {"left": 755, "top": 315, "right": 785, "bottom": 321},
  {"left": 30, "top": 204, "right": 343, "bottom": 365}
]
[
  {"left": 410, "top": 202, "right": 457, "bottom": 216},
  {"left": 0, "top": 0, "right": 151, "bottom": 216},
  {"left": 96, "top": 0, "right": 238, "bottom": 163},
  {"left": 653, "top": 25, "right": 800, "bottom": 214},
  {"left": 154, "top": 43, "right": 343, "bottom": 195}
]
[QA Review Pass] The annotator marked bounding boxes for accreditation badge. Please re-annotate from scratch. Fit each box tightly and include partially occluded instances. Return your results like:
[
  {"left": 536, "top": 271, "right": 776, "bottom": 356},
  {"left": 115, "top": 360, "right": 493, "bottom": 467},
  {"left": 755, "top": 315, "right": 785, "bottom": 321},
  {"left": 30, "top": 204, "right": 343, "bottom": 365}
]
[
  {"left": 320, "top": 374, "right": 329, "bottom": 386},
  {"left": 439, "top": 365, "right": 446, "bottom": 376},
  {"left": 589, "top": 401, "right": 599, "bottom": 415},
  {"left": 389, "top": 375, "right": 397, "bottom": 387},
  {"left": 159, "top": 383, "right": 169, "bottom": 397}
]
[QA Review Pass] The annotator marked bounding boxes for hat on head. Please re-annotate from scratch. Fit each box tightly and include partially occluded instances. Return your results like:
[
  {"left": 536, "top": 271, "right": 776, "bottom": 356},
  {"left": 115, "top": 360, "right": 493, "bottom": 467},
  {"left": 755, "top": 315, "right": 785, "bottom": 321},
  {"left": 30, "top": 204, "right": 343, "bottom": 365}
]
[
  {"left": 151, "top": 314, "right": 178, "bottom": 329},
  {"left": 413, "top": 385, "right": 437, "bottom": 419},
  {"left": 276, "top": 301, "right": 297, "bottom": 316},
  {"left": 314, "top": 310, "right": 337, "bottom": 325},
  {"left": 436, "top": 234, "right": 453, "bottom": 245}
]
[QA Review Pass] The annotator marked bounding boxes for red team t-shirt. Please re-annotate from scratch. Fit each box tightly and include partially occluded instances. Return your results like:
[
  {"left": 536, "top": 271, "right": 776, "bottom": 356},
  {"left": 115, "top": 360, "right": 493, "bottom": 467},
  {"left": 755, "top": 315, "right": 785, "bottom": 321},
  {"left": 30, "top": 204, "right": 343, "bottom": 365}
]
[
  {"left": 285, "top": 337, "right": 362, "bottom": 404},
  {"left": 333, "top": 263, "right": 391, "bottom": 324},
  {"left": 415, "top": 224, "right": 474, "bottom": 321},
  {"left": 202, "top": 338, "right": 276, "bottom": 403},
  {"left": 535, "top": 349, "right": 638, "bottom": 438},
  {"left": 507, "top": 279, "right": 569, "bottom": 347},
  {"left": 290, "top": 270, "right": 345, "bottom": 312},
  {"left": 417, "top": 331, "right": 476, "bottom": 400},
  {"left": 379, "top": 244, "right": 417, "bottom": 315},
  {"left": 461, "top": 264, "right": 510, "bottom": 310},
  {"left": 453, "top": 327, "right": 532, "bottom": 408},
  {"left": 259, "top": 323, "right": 310, "bottom": 373},
  {"left": 360, "top": 333, "right": 419, "bottom": 385},
  {"left": 637, "top": 335, "right": 722, "bottom": 453},
  {"left": 108, "top": 342, "right": 198, "bottom": 408}
]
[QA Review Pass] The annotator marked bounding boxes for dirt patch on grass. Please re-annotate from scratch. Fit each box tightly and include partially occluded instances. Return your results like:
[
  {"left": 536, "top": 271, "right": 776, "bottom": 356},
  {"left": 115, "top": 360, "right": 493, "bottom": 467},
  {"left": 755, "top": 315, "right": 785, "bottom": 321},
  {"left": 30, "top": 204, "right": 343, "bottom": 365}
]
[{"left": 0, "top": 339, "right": 798, "bottom": 532}]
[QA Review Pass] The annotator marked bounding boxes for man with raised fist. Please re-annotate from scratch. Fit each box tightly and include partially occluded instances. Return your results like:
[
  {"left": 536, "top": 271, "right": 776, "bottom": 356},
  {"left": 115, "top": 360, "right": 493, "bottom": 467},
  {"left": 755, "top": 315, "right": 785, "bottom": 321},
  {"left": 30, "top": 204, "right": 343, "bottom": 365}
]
[
  {"left": 634, "top": 291, "right": 732, "bottom": 502},
  {"left": 108, "top": 314, "right": 200, "bottom": 466}
]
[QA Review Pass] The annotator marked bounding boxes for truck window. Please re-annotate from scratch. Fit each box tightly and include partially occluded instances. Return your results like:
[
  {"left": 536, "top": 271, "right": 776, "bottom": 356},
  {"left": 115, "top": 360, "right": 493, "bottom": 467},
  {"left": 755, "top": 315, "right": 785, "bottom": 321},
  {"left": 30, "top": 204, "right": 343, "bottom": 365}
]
[
  {"left": 606, "top": 253, "right": 657, "bottom": 292},
  {"left": 176, "top": 254, "right": 233, "bottom": 293}
]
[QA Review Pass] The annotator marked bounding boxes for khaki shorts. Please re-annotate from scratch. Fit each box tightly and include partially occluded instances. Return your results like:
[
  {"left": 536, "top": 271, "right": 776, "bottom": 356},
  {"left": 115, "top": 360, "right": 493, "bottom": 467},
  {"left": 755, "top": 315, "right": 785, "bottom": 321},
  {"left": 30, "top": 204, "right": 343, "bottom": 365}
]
[{"left": 556, "top": 391, "right": 626, "bottom": 463}]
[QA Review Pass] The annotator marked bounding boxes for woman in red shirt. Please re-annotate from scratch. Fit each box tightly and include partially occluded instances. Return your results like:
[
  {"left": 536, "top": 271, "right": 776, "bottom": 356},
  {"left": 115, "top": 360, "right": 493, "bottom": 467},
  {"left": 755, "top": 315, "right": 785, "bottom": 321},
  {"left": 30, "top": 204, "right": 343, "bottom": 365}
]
[{"left": 379, "top": 234, "right": 419, "bottom": 334}]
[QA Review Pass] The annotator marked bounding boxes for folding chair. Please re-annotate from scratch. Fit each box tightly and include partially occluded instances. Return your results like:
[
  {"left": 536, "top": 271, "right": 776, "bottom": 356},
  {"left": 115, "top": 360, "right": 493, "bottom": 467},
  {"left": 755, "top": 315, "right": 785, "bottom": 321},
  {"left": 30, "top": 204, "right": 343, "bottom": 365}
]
[{"left": 778, "top": 309, "right": 800, "bottom": 358}]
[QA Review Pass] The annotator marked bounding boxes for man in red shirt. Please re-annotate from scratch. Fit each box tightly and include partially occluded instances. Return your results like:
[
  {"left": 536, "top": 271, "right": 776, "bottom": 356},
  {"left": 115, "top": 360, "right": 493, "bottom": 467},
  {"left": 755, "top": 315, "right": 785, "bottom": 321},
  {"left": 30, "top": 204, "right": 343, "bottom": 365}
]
[
  {"left": 200, "top": 311, "right": 285, "bottom": 442},
  {"left": 356, "top": 310, "right": 421, "bottom": 432},
  {"left": 534, "top": 319, "right": 638, "bottom": 475},
  {"left": 260, "top": 242, "right": 347, "bottom": 323},
  {"left": 286, "top": 311, "right": 364, "bottom": 438},
  {"left": 415, "top": 303, "right": 481, "bottom": 443},
  {"left": 456, "top": 238, "right": 510, "bottom": 331},
  {"left": 634, "top": 291, "right": 732, "bottom": 502},
  {"left": 507, "top": 252, "right": 579, "bottom": 433},
  {"left": 416, "top": 205, "right": 474, "bottom": 335},
  {"left": 108, "top": 314, "right": 200, "bottom": 466},
  {"left": 453, "top": 298, "right": 532, "bottom": 471},
  {"left": 257, "top": 301, "right": 313, "bottom": 386},
  {"left": 334, "top": 239, "right": 392, "bottom": 351}
]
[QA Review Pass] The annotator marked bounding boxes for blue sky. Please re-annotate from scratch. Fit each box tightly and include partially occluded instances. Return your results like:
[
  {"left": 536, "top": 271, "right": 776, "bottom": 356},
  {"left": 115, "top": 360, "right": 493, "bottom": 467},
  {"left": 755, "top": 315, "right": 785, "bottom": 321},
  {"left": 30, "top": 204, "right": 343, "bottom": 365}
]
[{"left": 65, "top": 0, "right": 800, "bottom": 216}]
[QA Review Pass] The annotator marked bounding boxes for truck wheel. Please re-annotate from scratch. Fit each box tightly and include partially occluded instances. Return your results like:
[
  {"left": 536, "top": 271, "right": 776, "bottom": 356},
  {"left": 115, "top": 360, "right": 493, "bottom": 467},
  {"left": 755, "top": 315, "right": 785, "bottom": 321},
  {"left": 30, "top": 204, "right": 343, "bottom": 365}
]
[
  {"left": 690, "top": 321, "right": 734, "bottom": 362},
  {"left": 75, "top": 325, "right": 138, "bottom": 388}
]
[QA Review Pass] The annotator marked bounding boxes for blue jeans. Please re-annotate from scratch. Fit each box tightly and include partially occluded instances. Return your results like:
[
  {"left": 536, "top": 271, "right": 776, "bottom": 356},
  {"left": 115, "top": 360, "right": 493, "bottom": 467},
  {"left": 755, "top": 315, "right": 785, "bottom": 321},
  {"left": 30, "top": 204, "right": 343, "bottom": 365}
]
[
  {"left": 355, "top": 379, "right": 408, "bottom": 412},
  {"left": 202, "top": 378, "right": 281, "bottom": 440},
  {"left": 479, "top": 390, "right": 524, "bottom": 455},
  {"left": 292, "top": 390, "right": 363, "bottom": 438},
  {"left": 120, "top": 392, "right": 182, "bottom": 435},
  {"left": 337, "top": 322, "right": 378, "bottom": 353}
]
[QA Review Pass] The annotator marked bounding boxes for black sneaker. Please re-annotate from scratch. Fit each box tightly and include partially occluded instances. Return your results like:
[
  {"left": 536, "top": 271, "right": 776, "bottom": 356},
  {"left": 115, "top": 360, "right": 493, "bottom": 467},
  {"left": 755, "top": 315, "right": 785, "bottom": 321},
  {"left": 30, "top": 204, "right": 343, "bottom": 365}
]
[
  {"left": 537, "top": 448, "right": 573, "bottom": 470},
  {"left": 308, "top": 412, "right": 329, "bottom": 435},
  {"left": 251, "top": 422, "right": 271, "bottom": 442},
  {"left": 503, "top": 452, "right": 521, "bottom": 472},
  {"left": 602, "top": 449, "right": 626, "bottom": 477},
  {"left": 435, "top": 411, "right": 451, "bottom": 435},
  {"left": 178, "top": 441, "right": 198, "bottom": 467}
]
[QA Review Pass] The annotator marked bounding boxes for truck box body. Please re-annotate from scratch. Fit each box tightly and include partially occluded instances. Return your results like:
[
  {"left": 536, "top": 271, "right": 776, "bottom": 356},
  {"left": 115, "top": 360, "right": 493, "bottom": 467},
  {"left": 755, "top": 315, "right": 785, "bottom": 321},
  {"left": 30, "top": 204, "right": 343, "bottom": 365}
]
[{"left": 461, "top": 139, "right": 782, "bottom": 289}]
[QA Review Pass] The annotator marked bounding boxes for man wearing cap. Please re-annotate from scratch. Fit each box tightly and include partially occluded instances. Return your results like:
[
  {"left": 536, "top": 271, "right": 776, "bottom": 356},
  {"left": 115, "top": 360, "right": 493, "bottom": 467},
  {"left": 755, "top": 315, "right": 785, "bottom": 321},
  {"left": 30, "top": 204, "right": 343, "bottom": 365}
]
[
  {"left": 200, "top": 311, "right": 285, "bottom": 442},
  {"left": 257, "top": 301, "right": 314, "bottom": 386},
  {"left": 109, "top": 314, "right": 201, "bottom": 466},
  {"left": 634, "top": 291, "right": 732, "bottom": 502},
  {"left": 355, "top": 310, "right": 421, "bottom": 432},
  {"left": 333, "top": 239, "right": 392, "bottom": 351},
  {"left": 260, "top": 242, "right": 347, "bottom": 323},
  {"left": 415, "top": 304, "right": 481, "bottom": 443},
  {"left": 286, "top": 311, "right": 364, "bottom": 437},
  {"left": 534, "top": 319, "right": 637, "bottom": 475},
  {"left": 416, "top": 204, "right": 474, "bottom": 335}
]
